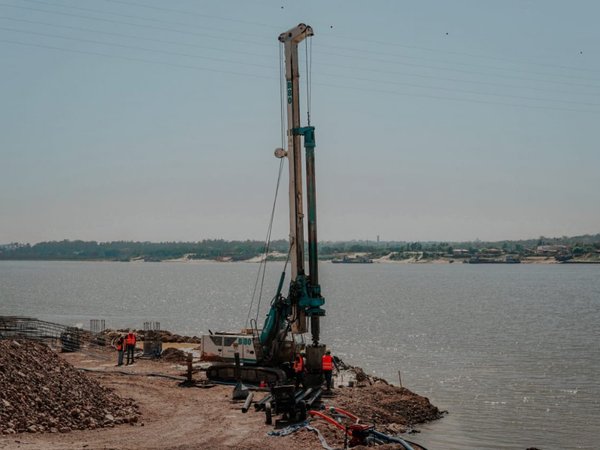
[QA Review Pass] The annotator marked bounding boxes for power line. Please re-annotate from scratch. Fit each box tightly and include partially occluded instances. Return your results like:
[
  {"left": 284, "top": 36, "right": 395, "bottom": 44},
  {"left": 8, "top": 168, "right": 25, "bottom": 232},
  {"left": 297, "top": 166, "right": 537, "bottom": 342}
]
[
  {"left": 2, "top": 2, "right": 598, "bottom": 91},
  {"left": 311, "top": 79, "right": 600, "bottom": 115},
  {"left": 110, "top": 0, "right": 600, "bottom": 77},
  {"left": 0, "top": 38, "right": 277, "bottom": 81},
  {"left": 317, "top": 32, "right": 600, "bottom": 76},
  {"left": 314, "top": 42, "right": 600, "bottom": 85},
  {"left": 18, "top": 0, "right": 600, "bottom": 84},
  {"left": 102, "top": 0, "right": 280, "bottom": 30},
  {"left": 0, "top": 3, "right": 273, "bottom": 49},
  {"left": 21, "top": 0, "right": 272, "bottom": 41},
  {"left": 2, "top": 15, "right": 596, "bottom": 99},
  {"left": 2, "top": 38, "right": 599, "bottom": 115},
  {"left": 3, "top": 25, "right": 597, "bottom": 108},
  {"left": 0, "top": 26, "right": 276, "bottom": 71},
  {"left": 312, "top": 70, "right": 600, "bottom": 108},
  {"left": 0, "top": 16, "right": 276, "bottom": 61},
  {"left": 312, "top": 54, "right": 599, "bottom": 97},
  {"left": 312, "top": 46, "right": 600, "bottom": 91}
]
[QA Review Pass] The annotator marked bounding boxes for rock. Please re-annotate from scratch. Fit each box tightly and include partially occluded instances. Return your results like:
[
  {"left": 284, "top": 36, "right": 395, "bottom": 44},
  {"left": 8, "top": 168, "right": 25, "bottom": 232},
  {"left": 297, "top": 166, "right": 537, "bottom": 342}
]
[{"left": 59, "top": 427, "right": 71, "bottom": 433}]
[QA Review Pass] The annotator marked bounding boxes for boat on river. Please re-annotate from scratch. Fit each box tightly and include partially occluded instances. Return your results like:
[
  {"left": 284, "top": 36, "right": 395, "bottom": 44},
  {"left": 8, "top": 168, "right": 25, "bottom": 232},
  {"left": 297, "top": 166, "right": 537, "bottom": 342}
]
[{"left": 332, "top": 255, "right": 373, "bottom": 264}]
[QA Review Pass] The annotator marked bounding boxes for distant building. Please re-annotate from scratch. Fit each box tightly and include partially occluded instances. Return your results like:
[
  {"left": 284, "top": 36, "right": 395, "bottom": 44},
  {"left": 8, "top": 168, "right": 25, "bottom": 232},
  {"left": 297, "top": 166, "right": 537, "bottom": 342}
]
[
  {"left": 452, "top": 249, "right": 470, "bottom": 256},
  {"left": 480, "top": 248, "right": 502, "bottom": 255},
  {"left": 536, "top": 245, "right": 568, "bottom": 255}
]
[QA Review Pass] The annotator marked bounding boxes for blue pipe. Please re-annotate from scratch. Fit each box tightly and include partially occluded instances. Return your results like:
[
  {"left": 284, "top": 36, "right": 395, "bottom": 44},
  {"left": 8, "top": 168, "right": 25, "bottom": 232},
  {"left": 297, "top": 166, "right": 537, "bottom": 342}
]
[{"left": 369, "top": 430, "right": 419, "bottom": 450}]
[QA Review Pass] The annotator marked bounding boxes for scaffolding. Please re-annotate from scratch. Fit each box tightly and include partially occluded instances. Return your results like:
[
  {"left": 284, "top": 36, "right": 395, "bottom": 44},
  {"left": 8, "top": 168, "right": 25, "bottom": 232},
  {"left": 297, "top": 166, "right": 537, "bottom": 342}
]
[
  {"left": 90, "top": 319, "right": 106, "bottom": 334},
  {"left": 0, "top": 316, "right": 84, "bottom": 352},
  {"left": 143, "top": 321, "right": 162, "bottom": 357}
]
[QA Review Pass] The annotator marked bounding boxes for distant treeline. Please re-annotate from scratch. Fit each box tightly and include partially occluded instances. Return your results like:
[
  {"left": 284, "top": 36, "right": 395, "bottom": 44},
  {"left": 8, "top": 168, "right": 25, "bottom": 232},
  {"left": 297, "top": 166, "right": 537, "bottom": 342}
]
[
  {"left": 0, "top": 234, "right": 599, "bottom": 262},
  {"left": 0, "top": 239, "right": 289, "bottom": 262}
]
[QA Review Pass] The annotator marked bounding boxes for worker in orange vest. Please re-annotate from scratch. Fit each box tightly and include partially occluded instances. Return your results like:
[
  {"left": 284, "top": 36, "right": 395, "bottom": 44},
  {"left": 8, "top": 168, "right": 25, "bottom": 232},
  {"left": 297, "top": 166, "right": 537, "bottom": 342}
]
[
  {"left": 125, "top": 330, "right": 137, "bottom": 365},
  {"left": 322, "top": 350, "right": 338, "bottom": 391},
  {"left": 293, "top": 352, "right": 306, "bottom": 389},
  {"left": 115, "top": 335, "right": 124, "bottom": 366}
]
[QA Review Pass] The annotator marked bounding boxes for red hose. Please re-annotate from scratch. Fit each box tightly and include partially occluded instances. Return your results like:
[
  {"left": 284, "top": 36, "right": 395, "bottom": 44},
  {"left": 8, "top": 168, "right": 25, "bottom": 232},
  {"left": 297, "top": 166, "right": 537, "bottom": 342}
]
[
  {"left": 328, "top": 406, "right": 360, "bottom": 422},
  {"left": 308, "top": 410, "right": 350, "bottom": 434}
]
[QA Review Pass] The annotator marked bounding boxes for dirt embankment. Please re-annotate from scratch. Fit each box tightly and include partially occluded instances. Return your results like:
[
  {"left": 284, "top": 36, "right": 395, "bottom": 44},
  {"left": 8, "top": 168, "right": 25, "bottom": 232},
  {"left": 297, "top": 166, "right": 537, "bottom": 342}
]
[
  {"left": 335, "top": 383, "right": 442, "bottom": 433},
  {"left": 335, "top": 363, "right": 443, "bottom": 434},
  {"left": 0, "top": 340, "right": 139, "bottom": 435}
]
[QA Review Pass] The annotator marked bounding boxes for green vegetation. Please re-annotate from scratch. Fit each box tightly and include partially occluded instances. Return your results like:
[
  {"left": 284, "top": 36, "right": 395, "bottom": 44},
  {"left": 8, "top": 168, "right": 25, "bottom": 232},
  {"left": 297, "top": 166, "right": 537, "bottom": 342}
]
[
  {"left": 0, "top": 234, "right": 599, "bottom": 262},
  {"left": 0, "top": 239, "right": 289, "bottom": 262}
]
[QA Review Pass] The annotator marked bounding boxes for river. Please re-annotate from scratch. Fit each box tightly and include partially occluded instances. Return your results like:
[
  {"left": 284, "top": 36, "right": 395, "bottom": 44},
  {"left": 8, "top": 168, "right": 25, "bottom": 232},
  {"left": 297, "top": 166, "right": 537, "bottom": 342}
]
[{"left": 1, "top": 260, "right": 598, "bottom": 449}]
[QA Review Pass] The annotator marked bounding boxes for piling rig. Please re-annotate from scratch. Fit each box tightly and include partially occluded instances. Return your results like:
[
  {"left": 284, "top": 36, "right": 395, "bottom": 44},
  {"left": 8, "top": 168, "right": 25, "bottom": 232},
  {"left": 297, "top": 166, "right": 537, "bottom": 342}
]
[{"left": 203, "top": 24, "right": 326, "bottom": 386}]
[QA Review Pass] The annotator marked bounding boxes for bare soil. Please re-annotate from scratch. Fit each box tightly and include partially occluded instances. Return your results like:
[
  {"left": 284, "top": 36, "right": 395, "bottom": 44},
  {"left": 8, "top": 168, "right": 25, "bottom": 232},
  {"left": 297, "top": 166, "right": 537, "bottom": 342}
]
[{"left": 0, "top": 342, "right": 440, "bottom": 450}]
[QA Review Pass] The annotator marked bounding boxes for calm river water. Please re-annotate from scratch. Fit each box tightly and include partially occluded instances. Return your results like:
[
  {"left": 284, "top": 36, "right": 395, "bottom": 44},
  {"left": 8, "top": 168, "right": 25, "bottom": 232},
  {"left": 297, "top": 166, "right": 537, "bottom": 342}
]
[{"left": 1, "top": 260, "right": 599, "bottom": 449}]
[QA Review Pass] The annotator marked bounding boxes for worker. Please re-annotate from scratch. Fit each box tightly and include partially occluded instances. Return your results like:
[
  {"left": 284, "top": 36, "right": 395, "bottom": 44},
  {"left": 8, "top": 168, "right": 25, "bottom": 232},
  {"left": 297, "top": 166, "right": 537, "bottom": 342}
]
[
  {"left": 322, "top": 350, "right": 338, "bottom": 391},
  {"left": 125, "top": 330, "right": 137, "bottom": 365},
  {"left": 115, "top": 334, "right": 124, "bottom": 366},
  {"left": 293, "top": 352, "right": 306, "bottom": 389}
]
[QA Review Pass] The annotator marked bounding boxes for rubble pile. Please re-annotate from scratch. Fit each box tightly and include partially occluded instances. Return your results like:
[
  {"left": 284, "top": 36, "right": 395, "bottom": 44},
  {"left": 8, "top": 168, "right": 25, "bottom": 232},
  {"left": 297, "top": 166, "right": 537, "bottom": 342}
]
[
  {"left": 334, "top": 380, "right": 444, "bottom": 434},
  {"left": 101, "top": 329, "right": 201, "bottom": 344},
  {"left": 0, "top": 340, "right": 139, "bottom": 435},
  {"left": 160, "top": 347, "right": 188, "bottom": 363}
]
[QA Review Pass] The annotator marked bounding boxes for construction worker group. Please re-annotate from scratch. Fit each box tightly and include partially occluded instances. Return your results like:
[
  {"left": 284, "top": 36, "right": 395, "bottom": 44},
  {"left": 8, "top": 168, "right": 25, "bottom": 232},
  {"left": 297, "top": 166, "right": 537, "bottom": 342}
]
[
  {"left": 293, "top": 349, "right": 338, "bottom": 390},
  {"left": 115, "top": 330, "right": 137, "bottom": 366}
]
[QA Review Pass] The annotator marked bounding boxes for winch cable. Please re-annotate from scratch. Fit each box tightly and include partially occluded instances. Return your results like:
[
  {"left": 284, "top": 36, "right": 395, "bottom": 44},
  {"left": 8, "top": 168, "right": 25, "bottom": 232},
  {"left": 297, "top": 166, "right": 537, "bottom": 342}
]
[
  {"left": 245, "top": 43, "right": 288, "bottom": 329},
  {"left": 245, "top": 156, "right": 285, "bottom": 329},
  {"left": 254, "top": 159, "right": 287, "bottom": 327}
]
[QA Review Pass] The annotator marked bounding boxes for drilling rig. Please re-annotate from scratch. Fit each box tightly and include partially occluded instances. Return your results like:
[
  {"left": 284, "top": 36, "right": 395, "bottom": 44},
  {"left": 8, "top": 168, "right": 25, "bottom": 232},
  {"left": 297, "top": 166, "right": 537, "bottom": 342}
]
[{"left": 203, "top": 24, "right": 326, "bottom": 387}]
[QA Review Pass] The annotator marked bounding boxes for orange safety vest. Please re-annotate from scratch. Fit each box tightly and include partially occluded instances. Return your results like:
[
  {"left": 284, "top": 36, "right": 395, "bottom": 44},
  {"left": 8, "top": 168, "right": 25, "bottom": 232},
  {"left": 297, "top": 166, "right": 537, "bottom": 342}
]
[
  {"left": 322, "top": 354, "right": 333, "bottom": 371},
  {"left": 125, "top": 334, "right": 136, "bottom": 346},
  {"left": 293, "top": 356, "right": 304, "bottom": 373},
  {"left": 116, "top": 342, "right": 123, "bottom": 351}
]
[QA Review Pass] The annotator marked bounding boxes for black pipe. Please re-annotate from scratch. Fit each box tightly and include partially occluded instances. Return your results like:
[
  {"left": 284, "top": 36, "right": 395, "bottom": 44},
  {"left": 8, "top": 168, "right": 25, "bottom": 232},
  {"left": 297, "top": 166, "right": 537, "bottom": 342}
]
[
  {"left": 296, "top": 387, "right": 313, "bottom": 402},
  {"left": 254, "top": 394, "right": 272, "bottom": 411},
  {"left": 304, "top": 388, "right": 322, "bottom": 406},
  {"left": 241, "top": 392, "right": 254, "bottom": 413}
]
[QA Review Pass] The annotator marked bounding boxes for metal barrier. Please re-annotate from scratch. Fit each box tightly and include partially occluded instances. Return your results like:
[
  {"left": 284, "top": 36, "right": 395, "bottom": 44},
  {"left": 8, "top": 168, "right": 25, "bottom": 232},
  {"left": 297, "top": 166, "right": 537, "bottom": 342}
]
[{"left": 0, "top": 316, "right": 85, "bottom": 351}]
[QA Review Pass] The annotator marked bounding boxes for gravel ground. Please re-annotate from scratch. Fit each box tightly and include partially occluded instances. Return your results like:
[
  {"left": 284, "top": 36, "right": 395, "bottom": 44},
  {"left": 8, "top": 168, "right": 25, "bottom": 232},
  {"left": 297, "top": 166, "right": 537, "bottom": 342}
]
[{"left": 0, "top": 341, "right": 439, "bottom": 449}]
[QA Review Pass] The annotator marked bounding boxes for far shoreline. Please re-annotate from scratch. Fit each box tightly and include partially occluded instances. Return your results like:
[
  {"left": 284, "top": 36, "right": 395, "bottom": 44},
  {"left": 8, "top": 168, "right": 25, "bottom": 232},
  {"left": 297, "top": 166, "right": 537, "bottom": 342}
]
[{"left": 2, "top": 256, "right": 600, "bottom": 264}]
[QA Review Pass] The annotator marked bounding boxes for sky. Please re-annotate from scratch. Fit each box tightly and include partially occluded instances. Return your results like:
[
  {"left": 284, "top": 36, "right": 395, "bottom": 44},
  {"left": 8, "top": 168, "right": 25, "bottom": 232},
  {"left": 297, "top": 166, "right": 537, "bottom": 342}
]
[{"left": 1, "top": 0, "right": 599, "bottom": 244}]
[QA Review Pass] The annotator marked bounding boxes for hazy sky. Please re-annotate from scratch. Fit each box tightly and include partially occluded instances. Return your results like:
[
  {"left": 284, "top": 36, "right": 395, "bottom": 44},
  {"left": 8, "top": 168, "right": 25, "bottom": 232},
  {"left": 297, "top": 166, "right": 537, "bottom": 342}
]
[{"left": 1, "top": 0, "right": 599, "bottom": 243}]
